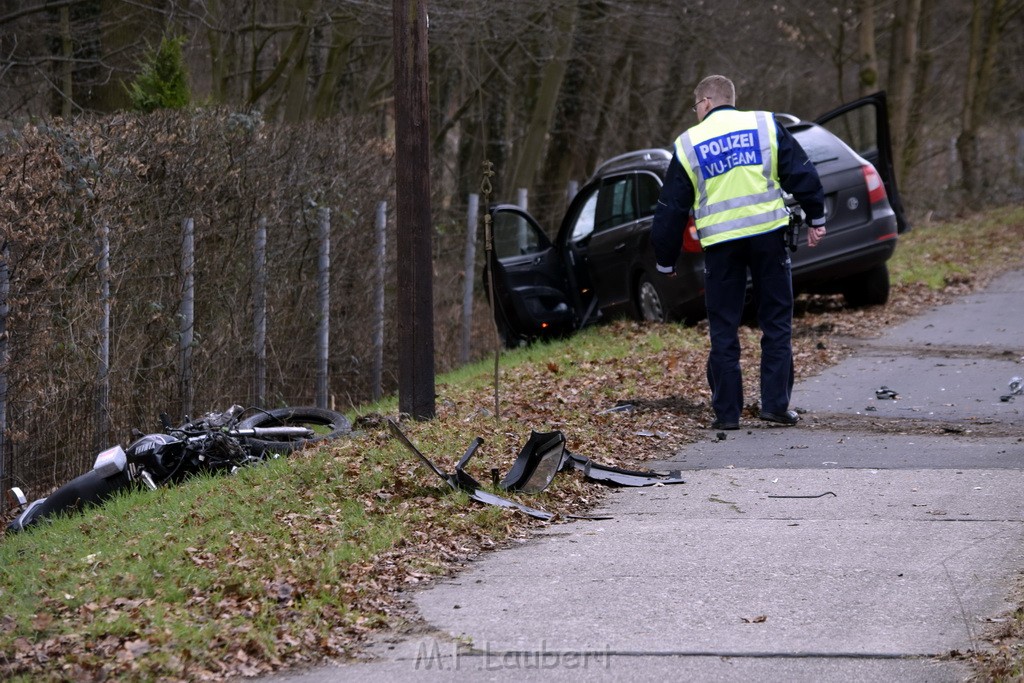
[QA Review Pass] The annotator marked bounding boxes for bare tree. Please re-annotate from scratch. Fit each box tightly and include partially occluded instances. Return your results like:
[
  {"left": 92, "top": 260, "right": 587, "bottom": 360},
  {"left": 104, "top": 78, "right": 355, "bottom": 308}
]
[
  {"left": 886, "top": 0, "right": 923, "bottom": 180},
  {"left": 957, "top": 0, "right": 1021, "bottom": 203}
]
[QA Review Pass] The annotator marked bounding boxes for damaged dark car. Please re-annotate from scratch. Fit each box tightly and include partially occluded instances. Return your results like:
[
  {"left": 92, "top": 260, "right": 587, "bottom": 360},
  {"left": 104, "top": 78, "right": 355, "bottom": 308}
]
[{"left": 485, "top": 93, "right": 909, "bottom": 347}]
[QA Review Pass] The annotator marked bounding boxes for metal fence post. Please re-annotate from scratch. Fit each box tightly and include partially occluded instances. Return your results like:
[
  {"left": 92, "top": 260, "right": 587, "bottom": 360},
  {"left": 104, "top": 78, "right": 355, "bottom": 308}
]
[
  {"left": 516, "top": 187, "right": 529, "bottom": 253},
  {"left": 372, "top": 201, "right": 386, "bottom": 401},
  {"left": 95, "top": 223, "right": 111, "bottom": 449},
  {"left": 253, "top": 216, "right": 267, "bottom": 408},
  {"left": 316, "top": 207, "right": 330, "bottom": 409},
  {"left": 0, "top": 245, "right": 8, "bottom": 493},
  {"left": 179, "top": 217, "right": 195, "bottom": 420},
  {"left": 460, "top": 193, "right": 479, "bottom": 365}
]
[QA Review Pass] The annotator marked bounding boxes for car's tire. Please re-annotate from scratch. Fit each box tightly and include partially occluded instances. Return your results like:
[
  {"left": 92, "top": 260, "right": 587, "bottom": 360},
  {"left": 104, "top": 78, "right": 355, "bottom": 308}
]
[
  {"left": 842, "top": 263, "right": 890, "bottom": 307},
  {"left": 635, "top": 273, "right": 667, "bottom": 322},
  {"left": 237, "top": 407, "right": 351, "bottom": 456}
]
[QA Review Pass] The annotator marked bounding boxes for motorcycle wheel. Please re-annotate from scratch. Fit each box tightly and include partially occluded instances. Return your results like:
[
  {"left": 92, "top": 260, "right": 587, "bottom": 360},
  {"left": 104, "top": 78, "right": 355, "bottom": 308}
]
[
  {"left": 6, "top": 469, "right": 133, "bottom": 533},
  {"left": 236, "top": 406, "right": 351, "bottom": 456}
]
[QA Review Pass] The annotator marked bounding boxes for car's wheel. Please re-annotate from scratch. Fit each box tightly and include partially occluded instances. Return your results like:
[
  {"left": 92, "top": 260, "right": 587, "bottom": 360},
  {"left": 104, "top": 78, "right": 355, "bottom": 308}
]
[
  {"left": 636, "top": 273, "right": 667, "bottom": 322},
  {"left": 842, "top": 263, "right": 890, "bottom": 307}
]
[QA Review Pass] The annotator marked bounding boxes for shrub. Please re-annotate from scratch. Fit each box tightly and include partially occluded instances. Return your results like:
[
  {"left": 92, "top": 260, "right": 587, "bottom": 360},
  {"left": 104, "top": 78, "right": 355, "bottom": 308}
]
[{"left": 126, "top": 36, "right": 191, "bottom": 112}]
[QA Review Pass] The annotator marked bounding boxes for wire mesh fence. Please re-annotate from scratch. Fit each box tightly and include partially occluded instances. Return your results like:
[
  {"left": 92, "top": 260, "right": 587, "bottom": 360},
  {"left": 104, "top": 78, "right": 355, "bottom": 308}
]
[{"left": 0, "top": 110, "right": 500, "bottom": 509}]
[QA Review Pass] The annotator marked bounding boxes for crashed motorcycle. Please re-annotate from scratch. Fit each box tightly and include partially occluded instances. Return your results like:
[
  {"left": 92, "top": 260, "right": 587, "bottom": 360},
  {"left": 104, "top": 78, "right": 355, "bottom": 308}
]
[{"left": 4, "top": 405, "right": 350, "bottom": 534}]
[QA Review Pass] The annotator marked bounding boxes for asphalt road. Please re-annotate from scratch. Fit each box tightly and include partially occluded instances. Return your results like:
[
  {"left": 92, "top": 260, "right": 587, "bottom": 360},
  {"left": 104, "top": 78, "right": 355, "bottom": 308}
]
[{"left": 259, "top": 270, "right": 1024, "bottom": 683}]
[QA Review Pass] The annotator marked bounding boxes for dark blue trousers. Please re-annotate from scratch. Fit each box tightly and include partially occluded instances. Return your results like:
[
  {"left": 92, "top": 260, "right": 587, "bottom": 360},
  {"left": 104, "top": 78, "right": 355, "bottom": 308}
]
[{"left": 702, "top": 227, "right": 794, "bottom": 423}]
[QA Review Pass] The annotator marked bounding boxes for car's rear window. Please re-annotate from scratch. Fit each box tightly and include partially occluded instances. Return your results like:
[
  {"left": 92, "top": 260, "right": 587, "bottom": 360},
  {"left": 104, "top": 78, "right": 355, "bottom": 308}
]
[{"left": 791, "top": 125, "right": 846, "bottom": 165}]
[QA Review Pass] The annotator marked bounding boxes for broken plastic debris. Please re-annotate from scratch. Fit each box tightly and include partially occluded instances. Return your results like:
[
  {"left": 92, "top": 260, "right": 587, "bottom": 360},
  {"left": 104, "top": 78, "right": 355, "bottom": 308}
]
[
  {"left": 558, "top": 452, "right": 686, "bottom": 488},
  {"left": 499, "top": 431, "right": 567, "bottom": 494},
  {"left": 500, "top": 430, "right": 686, "bottom": 492},
  {"left": 1002, "top": 376, "right": 1023, "bottom": 401}
]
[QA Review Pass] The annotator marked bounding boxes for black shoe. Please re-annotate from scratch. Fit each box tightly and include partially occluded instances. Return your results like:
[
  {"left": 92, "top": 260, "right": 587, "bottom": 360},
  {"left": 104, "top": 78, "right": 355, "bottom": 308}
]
[
  {"left": 711, "top": 420, "right": 739, "bottom": 430},
  {"left": 759, "top": 410, "right": 799, "bottom": 426}
]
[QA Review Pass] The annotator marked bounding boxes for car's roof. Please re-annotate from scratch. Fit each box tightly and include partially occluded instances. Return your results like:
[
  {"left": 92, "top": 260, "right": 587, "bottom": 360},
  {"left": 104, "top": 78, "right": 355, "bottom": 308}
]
[{"left": 588, "top": 148, "right": 672, "bottom": 182}]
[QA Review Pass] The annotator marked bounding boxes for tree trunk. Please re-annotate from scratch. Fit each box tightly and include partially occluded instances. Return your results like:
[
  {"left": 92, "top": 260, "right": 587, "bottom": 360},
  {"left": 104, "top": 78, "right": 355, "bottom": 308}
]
[
  {"left": 59, "top": 6, "right": 73, "bottom": 116},
  {"left": 958, "top": 0, "right": 1008, "bottom": 204},
  {"left": 856, "top": 0, "right": 879, "bottom": 97},
  {"left": 887, "top": 0, "right": 922, "bottom": 181},
  {"left": 282, "top": 15, "right": 313, "bottom": 123},
  {"left": 902, "top": 0, "right": 934, "bottom": 174},
  {"left": 247, "top": 0, "right": 315, "bottom": 109},
  {"left": 508, "top": 1, "right": 579, "bottom": 195},
  {"left": 587, "top": 45, "right": 631, "bottom": 175},
  {"left": 312, "top": 21, "right": 356, "bottom": 119}
]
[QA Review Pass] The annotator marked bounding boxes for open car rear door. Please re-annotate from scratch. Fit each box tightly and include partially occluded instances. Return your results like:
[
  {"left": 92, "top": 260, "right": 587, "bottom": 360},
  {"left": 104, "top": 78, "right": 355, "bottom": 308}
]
[
  {"left": 484, "top": 205, "right": 577, "bottom": 346},
  {"left": 815, "top": 91, "right": 910, "bottom": 233}
]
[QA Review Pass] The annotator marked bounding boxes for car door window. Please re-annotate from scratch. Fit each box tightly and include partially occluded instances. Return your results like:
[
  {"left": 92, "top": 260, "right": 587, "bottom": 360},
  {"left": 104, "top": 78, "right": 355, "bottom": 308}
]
[
  {"left": 493, "top": 211, "right": 544, "bottom": 259},
  {"left": 635, "top": 172, "right": 662, "bottom": 218},
  {"left": 568, "top": 191, "right": 598, "bottom": 244},
  {"left": 594, "top": 175, "right": 636, "bottom": 233}
]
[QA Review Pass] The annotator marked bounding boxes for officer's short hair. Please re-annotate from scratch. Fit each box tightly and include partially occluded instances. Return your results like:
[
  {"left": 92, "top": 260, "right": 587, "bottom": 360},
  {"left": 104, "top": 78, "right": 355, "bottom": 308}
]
[{"left": 695, "top": 75, "right": 735, "bottom": 107}]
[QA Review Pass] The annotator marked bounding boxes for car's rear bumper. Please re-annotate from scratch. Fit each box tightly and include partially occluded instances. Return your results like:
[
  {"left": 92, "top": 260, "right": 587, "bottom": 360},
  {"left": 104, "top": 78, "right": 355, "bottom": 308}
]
[{"left": 793, "top": 237, "right": 896, "bottom": 292}]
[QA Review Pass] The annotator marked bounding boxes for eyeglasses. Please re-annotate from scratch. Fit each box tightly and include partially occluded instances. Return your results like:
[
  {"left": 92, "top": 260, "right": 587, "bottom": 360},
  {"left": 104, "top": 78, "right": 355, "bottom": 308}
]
[{"left": 691, "top": 97, "right": 709, "bottom": 113}]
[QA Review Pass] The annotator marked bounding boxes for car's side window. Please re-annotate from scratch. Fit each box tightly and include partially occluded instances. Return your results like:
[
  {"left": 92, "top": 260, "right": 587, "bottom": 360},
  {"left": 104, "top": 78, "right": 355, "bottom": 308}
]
[
  {"left": 635, "top": 172, "right": 663, "bottom": 218},
  {"left": 568, "top": 191, "right": 598, "bottom": 244},
  {"left": 493, "top": 211, "right": 542, "bottom": 259},
  {"left": 594, "top": 175, "right": 636, "bottom": 233}
]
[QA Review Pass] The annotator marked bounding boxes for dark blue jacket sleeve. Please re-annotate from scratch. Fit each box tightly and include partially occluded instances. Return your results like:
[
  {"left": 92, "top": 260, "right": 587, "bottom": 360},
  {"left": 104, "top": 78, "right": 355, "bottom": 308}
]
[
  {"left": 775, "top": 120, "right": 825, "bottom": 224},
  {"left": 651, "top": 154, "right": 694, "bottom": 272}
]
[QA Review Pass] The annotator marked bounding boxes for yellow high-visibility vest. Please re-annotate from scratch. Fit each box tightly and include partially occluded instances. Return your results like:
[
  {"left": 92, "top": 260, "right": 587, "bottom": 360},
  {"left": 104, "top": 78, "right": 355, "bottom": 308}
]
[{"left": 674, "top": 109, "right": 788, "bottom": 248}]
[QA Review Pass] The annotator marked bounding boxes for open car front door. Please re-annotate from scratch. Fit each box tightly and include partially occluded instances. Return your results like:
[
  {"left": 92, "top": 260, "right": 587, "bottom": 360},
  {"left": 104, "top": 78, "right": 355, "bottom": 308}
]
[
  {"left": 484, "top": 205, "right": 577, "bottom": 346},
  {"left": 815, "top": 91, "right": 910, "bottom": 233}
]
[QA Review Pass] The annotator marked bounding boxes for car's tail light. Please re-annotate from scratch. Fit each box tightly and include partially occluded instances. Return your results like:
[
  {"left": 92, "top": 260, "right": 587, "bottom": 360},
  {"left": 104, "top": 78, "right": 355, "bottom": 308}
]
[
  {"left": 682, "top": 216, "right": 701, "bottom": 253},
  {"left": 862, "top": 163, "right": 888, "bottom": 205}
]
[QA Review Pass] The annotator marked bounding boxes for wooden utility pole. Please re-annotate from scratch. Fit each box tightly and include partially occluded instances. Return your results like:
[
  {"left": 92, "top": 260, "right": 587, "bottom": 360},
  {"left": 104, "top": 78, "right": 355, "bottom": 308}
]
[{"left": 393, "top": 0, "right": 435, "bottom": 419}]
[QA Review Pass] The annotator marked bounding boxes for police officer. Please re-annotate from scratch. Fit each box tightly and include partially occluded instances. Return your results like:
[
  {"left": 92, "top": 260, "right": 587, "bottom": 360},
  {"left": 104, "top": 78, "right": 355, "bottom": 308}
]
[{"left": 651, "top": 75, "right": 826, "bottom": 430}]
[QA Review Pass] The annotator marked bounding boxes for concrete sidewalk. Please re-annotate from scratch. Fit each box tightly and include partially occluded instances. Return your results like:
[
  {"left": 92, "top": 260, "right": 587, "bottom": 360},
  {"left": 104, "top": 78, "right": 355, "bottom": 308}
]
[{"left": 266, "top": 271, "right": 1024, "bottom": 682}]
